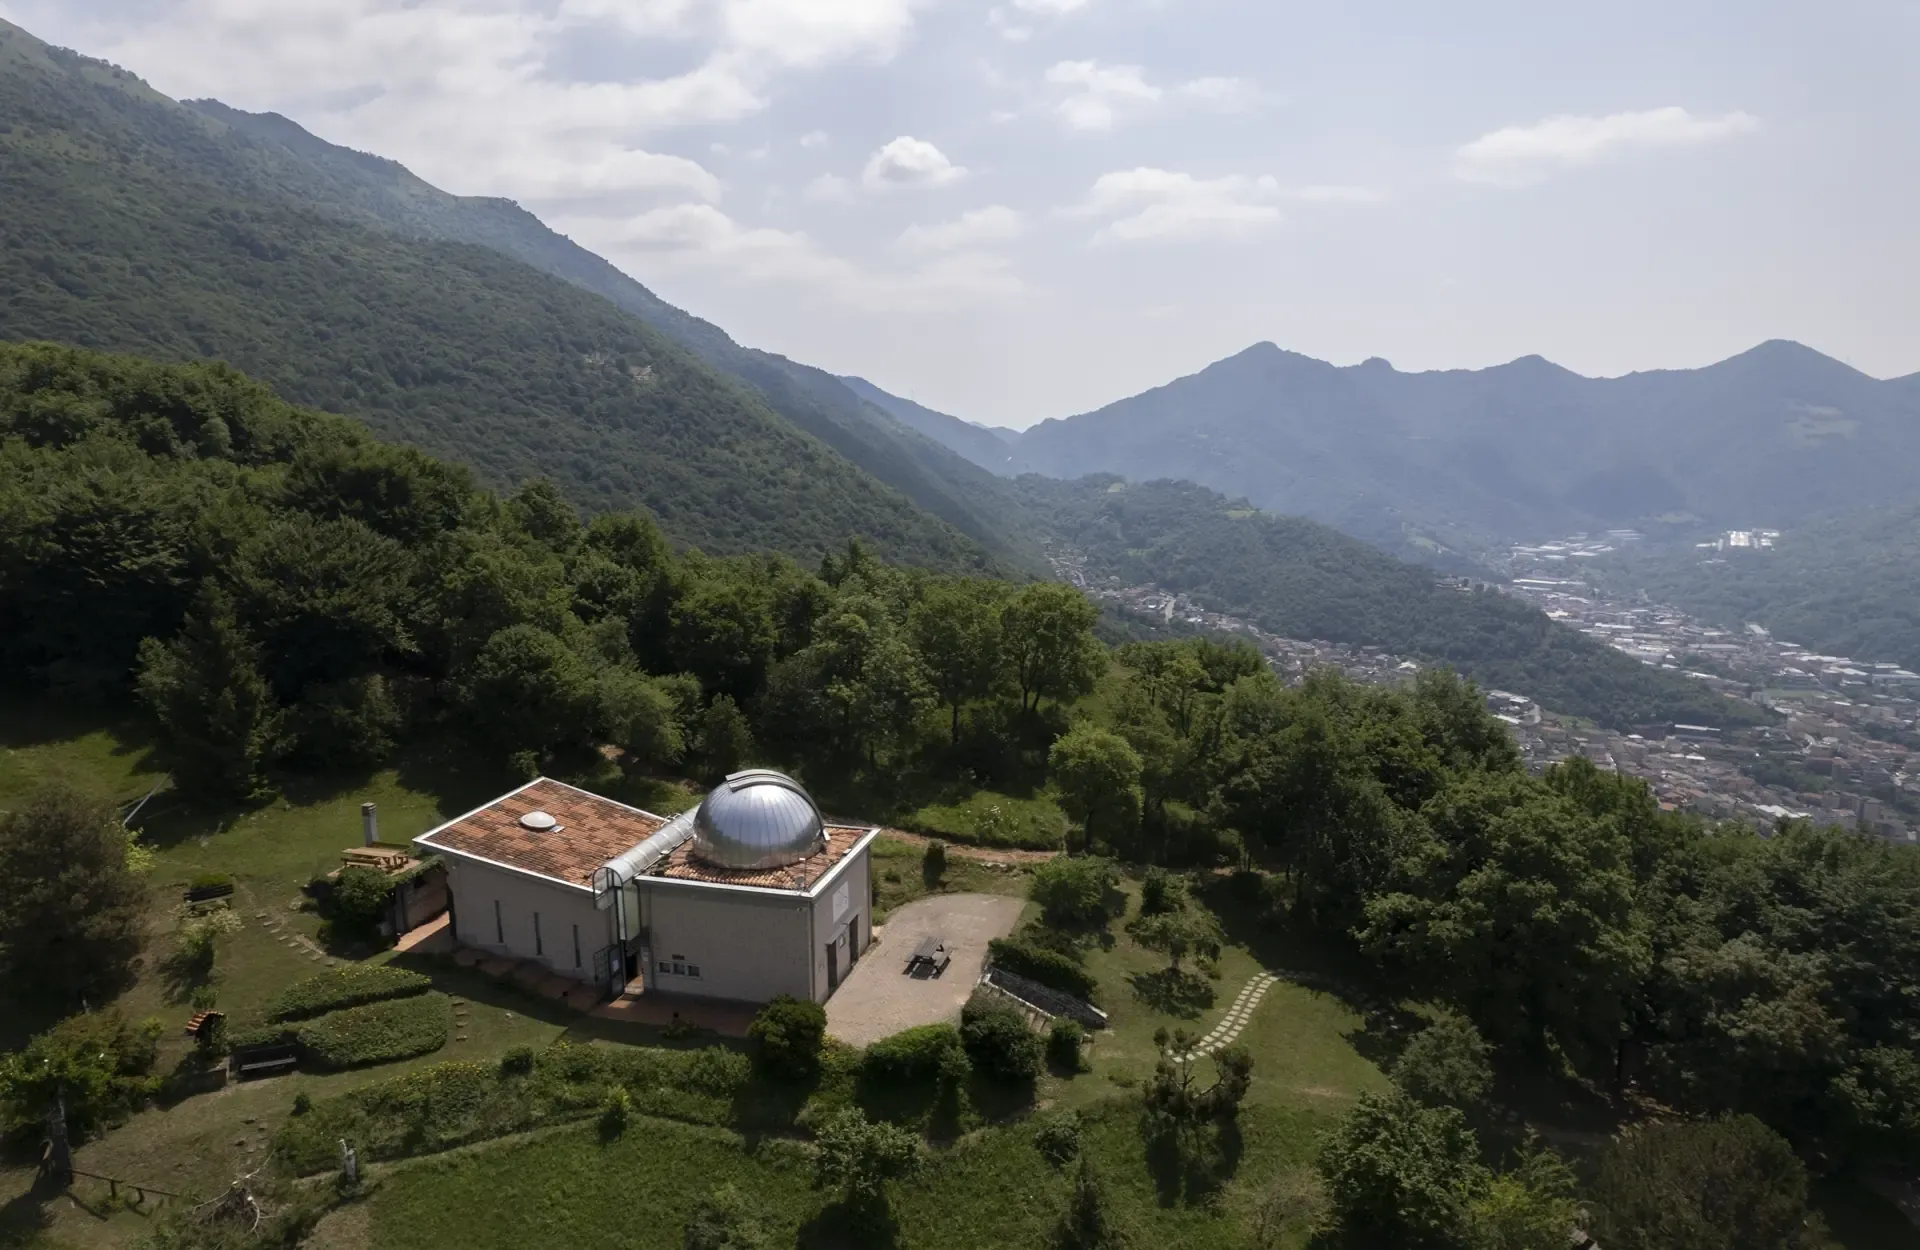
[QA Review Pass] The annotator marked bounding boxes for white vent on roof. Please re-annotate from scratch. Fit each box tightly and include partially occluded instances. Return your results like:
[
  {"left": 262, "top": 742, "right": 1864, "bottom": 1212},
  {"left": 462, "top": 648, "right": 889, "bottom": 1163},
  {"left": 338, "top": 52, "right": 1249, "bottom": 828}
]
[{"left": 519, "top": 810, "right": 558, "bottom": 832}]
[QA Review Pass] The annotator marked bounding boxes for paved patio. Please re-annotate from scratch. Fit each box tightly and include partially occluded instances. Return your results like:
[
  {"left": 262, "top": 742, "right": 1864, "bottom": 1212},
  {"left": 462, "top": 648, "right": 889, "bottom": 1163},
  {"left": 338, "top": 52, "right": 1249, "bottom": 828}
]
[{"left": 825, "top": 893, "right": 1027, "bottom": 1046}]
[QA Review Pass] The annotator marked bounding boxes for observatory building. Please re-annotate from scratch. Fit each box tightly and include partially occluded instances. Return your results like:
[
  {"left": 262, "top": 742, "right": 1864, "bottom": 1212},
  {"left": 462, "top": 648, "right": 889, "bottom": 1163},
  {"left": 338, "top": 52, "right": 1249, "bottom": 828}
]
[{"left": 413, "top": 771, "right": 876, "bottom": 1004}]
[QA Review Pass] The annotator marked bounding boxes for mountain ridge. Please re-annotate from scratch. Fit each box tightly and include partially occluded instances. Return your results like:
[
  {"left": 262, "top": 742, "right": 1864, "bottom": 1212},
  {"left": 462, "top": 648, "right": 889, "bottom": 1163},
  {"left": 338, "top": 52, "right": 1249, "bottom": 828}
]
[{"left": 898, "top": 335, "right": 1920, "bottom": 548}]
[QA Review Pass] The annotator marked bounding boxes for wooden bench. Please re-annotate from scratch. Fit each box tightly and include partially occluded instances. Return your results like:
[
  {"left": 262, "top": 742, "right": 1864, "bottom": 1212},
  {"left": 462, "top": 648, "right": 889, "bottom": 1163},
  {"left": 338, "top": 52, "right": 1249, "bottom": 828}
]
[
  {"left": 182, "top": 1010, "right": 224, "bottom": 1038},
  {"left": 230, "top": 1043, "right": 299, "bottom": 1079}
]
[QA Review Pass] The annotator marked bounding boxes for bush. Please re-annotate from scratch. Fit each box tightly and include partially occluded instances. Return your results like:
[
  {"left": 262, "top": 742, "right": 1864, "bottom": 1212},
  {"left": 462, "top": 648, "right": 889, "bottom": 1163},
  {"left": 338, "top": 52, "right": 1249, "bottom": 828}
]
[
  {"left": 988, "top": 937, "right": 1099, "bottom": 1002},
  {"left": 960, "top": 995, "right": 1042, "bottom": 1083},
  {"left": 1392, "top": 1010, "right": 1493, "bottom": 1109},
  {"left": 267, "top": 965, "right": 432, "bottom": 1022},
  {"left": 1029, "top": 857, "right": 1121, "bottom": 929},
  {"left": 327, "top": 865, "right": 393, "bottom": 936},
  {"left": 748, "top": 995, "right": 826, "bottom": 1081},
  {"left": 500, "top": 1045, "right": 536, "bottom": 1077},
  {"left": 600, "top": 1084, "right": 631, "bottom": 1138},
  {"left": 863, "top": 1024, "right": 967, "bottom": 1085},
  {"left": 1035, "top": 1110, "right": 1083, "bottom": 1168},
  {"left": 1139, "top": 867, "right": 1184, "bottom": 916},
  {"left": 188, "top": 871, "right": 234, "bottom": 892},
  {"left": 923, "top": 839, "right": 947, "bottom": 882},
  {"left": 291, "top": 1091, "right": 312, "bottom": 1116},
  {"left": 229, "top": 1021, "right": 298, "bottom": 1051},
  {"left": 688, "top": 1045, "right": 753, "bottom": 1096},
  {"left": 195, "top": 1012, "right": 229, "bottom": 1057},
  {"left": 1048, "top": 1019, "right": 1087, "bottom": 1073},
  {"left": 293, "top": 993, "right": 450, "bottom": 1069},
  {"left": 684, "top": 1184, "right": 772, "bottom": 1250},
  {"left": 1590, "top": 1116, "right": 1832, "bottom": 1250}
]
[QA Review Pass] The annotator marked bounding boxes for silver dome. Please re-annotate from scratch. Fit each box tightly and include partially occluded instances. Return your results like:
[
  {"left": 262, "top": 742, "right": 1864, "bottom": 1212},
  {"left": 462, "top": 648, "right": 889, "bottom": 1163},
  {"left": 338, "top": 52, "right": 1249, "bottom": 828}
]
[{"left": 691, "top": 770, "right": 826, "bottom": 870}]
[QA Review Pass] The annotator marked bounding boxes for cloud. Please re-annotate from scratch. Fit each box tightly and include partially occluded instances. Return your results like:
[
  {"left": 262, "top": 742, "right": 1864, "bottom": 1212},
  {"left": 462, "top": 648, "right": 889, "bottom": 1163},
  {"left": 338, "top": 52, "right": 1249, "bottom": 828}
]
[
  {"left": 1046, "top": 60, "right": 1160, "bottom": 130},
  {"left": 987, "top": 0, "right": 1090, "bottom": 41},
  {"left": 799, "top": 129, "right": 830, "bottom": 149},
  {"left": 862, "top": 136, "right": 967, "bottom": 190},
  {"left": 1073, "top": 167, "right": 1287, "bottom": 242},
  {"left": 1177, "top": 76, "right": 1257, "bottom": 110},
  {"left": 560, "top": 203, "right": 1022, "bottom": 306},
  {"left": 1044, "top": 61, "right": 1258, "bottom": 130},
  {"left": 898, "top": 205, "right": 1024, "bottom": 252},
  {"left": 803, "top": 173, "right": 857, "bottom": 203},
  {"left": 45, "top": 0, "right": 932, "bottom": 209},
  {"left": 1454, "top": 106, "right": 1761, "bottom": 186}
]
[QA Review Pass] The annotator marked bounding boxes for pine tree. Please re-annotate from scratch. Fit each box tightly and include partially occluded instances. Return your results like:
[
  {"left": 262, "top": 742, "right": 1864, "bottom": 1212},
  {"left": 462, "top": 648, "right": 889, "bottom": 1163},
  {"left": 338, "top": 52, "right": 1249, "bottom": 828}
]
[
  {"left": 1054, "top": 1155, "right": 1127, "bottom": 1250},
  {"left": 135, "top": 587, "right": 283, "bottom": 800}
]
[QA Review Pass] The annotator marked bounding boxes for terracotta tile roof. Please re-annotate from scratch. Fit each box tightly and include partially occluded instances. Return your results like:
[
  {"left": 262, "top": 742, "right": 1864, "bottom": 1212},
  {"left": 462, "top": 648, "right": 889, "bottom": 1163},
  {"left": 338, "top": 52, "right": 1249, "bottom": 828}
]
[
  {"left": 416, "top": 779, "right": 665, "bottom": 888},
  {"left": 652, "top": 824, "right": 870, "bottom": 892}
]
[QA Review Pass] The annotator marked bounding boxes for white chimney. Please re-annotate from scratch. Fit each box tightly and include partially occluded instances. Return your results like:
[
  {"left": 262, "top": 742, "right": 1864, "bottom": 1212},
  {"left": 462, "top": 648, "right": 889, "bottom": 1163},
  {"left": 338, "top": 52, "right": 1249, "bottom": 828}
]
[{"left": 361, "top": 802, "right": 378, "bottom": 847}]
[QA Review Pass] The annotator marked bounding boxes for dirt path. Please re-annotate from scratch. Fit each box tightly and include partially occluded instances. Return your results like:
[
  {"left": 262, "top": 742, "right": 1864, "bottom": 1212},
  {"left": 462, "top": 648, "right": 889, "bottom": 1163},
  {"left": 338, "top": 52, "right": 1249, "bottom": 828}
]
[{"left": 876, "top": 828, "right": 1060, "bottom": 864}]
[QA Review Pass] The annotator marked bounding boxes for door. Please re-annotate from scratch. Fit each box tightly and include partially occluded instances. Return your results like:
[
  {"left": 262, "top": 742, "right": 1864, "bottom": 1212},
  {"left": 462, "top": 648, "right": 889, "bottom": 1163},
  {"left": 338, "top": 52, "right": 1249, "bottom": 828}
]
[{"left": 825, "top": 940, "right": 839, "bottom": 992}]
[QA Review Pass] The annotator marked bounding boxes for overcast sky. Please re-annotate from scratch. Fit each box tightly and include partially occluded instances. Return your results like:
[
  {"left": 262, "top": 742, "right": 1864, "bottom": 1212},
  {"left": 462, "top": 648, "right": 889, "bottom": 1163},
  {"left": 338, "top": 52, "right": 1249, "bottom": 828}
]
[{"left": 7, "top": 0, "right": 1918, "bottom": 426}]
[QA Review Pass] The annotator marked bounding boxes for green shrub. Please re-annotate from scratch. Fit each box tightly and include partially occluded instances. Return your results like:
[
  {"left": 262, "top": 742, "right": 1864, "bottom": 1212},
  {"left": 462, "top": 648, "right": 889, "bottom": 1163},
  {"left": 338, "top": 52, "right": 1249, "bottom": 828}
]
[
  {"left": 687, "top": 1045, "right": 752, "bottom": 1096},
  {"left": 1035, "top": 1110, "right": 1083, "bottom": 1168},
  {"left": 195, "top": 1013, "right": 229, "bottom": 1057},
  {"left": 923, "top": 839, "right": 947, "bottom": 881},
  {"left": 748, "top": 995, "right": 826, "bottom": 1080},
  {"left": 1029, "top": 857, "right": 1120, "bottom": 929},
  {"left": 267, "top": 965, "right": 432, "bottom": 1022},
  {"left": 600, "top": 1084, "right": 631, "bottom": 1138},
  {"left": 863, "top": 1024, "right": 967, "bottom": 1085},
  {"left": 1048, "top": 1019, "right": 1087, "bottom": 1072},
  {"left": 1392, "top": 1010, "right": 1493, "bottom": 1110},
  {"left": 499, "top": 1045, "right": 536, "bottom": 1077},
  {"left": 228, "top": 1021, "right": 297, "bottom": 1051},
  {"left": 1139, "top": 868, "right": 1184, "bottom": 916},
  {"left": 291, "top": 1091, "right": 312, "bottom": 1116},
  {"left": 294, "top": 993, "right": 449, "bottom": 1069},
  {"left": 328, "top": 865, "right": 393, "bottom": 936},
  {"left": 960, "top": 994, "right": 1042, "bottom": 1083},
  {"left": 188, "top": 871, "right": 234, "bottom": 892},
  {"left": 988, "top": 937, "right": 1098, "bottom": 1002}
]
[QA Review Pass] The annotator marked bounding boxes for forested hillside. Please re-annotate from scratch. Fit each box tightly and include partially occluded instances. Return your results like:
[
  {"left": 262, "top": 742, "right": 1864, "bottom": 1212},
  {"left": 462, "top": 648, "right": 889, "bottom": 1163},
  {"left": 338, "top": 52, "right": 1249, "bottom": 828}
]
[
  {"left": 1598, "top": 510, "right": 1920, "bottom": 672},
  {"left": 0, "top": 21, "right": 986, "bottom": 571},
  {"left": 1017, "top": 476, "right": 1764, "bottom": 730},
  {"left": 178, "top": 99, "right": 1044, "bottom": 571}
]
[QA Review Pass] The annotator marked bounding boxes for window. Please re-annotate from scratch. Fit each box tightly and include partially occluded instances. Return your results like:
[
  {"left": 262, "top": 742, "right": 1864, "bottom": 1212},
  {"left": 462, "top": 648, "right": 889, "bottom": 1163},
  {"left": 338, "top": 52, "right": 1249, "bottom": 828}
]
[
  {"left": 572, "top": 924, "right": 581, "bottom": 969},
  {"left": 533, "top": 912, "right": 543, "bottom": 957},
  {"left": 658, "top": 960, "right": 670, "bottom": 974},
  {"left": 687, "top": 965, "right": 700, "bottom": 978},
  {"left": 494, "top": 899, "right": 503, "bottom": 944}
]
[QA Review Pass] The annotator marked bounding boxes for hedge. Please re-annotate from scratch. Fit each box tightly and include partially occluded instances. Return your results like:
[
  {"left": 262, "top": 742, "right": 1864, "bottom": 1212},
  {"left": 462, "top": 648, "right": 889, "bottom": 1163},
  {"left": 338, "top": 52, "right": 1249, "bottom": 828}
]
[
  {"left": 862, "top": 1024, "right": 967, "bottom": 1086},
  {"left": 987, "top": 938, "right": 1098, "bottom": 1003},
  {"left": 266, "top": 965, "right": 433, "bottom": 1022},
  {"left": 294, "top": 993, "right": 450, "bottom": 1069}
]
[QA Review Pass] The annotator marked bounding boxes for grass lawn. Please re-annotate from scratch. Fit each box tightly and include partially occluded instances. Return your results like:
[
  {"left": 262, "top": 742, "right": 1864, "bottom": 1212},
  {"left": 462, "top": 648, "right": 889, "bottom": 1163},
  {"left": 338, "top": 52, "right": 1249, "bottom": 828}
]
[
  {"left": 897, "top": 790, "right": 1066, "bottom": 850},
  {"left": 868, "top": 835, "right": 1033, "bottom": 924}
]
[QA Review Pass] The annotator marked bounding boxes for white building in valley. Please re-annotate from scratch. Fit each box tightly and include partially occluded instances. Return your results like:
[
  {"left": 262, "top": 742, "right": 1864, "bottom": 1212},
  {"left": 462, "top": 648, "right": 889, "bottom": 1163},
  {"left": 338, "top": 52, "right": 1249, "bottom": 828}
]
[{"left": 413, "top": 770, "right": 876, "bottom": 1004}]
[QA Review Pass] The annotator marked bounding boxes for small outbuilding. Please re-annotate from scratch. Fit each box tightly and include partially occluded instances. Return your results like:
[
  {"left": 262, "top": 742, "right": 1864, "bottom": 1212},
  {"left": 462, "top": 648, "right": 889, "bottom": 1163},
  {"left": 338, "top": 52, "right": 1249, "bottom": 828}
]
[{"left": 413, "top": 770, "right": 876, "bottom": 1005}]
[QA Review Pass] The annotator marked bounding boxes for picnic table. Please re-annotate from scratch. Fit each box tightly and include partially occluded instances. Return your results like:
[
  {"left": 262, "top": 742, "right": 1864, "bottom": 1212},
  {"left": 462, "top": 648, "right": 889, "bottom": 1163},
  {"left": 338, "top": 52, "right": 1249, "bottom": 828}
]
[
  {"left": 341, "top": 847, "right": 409, "bottom": 872},
  {"left": 905, "top": 936, "right": 952, "bottom": 977}
]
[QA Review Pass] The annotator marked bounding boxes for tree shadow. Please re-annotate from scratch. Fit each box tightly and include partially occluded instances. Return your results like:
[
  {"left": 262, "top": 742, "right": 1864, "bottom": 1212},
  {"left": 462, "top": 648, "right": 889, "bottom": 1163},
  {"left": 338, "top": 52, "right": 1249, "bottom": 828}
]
[
  {"left": 1142, "top": 1115, "right": 1246, "bottom": 1208},
  {"left": 796, "top": 1196, "right": 901, "bottom": 1250},
  {"left": 1128, "top": 968, "right": 1214, "bottom": 1018},
  {"left": 0, "top": 1177, "right": 56, "bottom": 1247}
]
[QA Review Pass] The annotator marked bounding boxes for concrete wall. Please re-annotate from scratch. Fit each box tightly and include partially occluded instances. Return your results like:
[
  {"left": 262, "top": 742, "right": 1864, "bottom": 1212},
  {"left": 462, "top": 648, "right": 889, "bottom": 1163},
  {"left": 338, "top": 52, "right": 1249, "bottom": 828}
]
[
  {"left": 643, "top": 882, "right": 812, "bottom": 1003},
  {"left": 808, "top": 844, "right": 872, "bottom": 999},
  {"left": 443, "top": 857, "right": 607, "bottom": 982}
]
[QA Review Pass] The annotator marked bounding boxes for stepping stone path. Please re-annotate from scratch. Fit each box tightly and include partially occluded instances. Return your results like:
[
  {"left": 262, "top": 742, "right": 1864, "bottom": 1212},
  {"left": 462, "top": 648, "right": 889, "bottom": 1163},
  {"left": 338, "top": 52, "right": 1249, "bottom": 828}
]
[
  {"left": 451, "top": 998, "right": 470, "bottom": 1043},
  {"left": 1176, "top": 972, "right": 1278, "bottom": 1061},
  {"left": 247, "top": 890, "right": 341, "bottom": 967}
]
